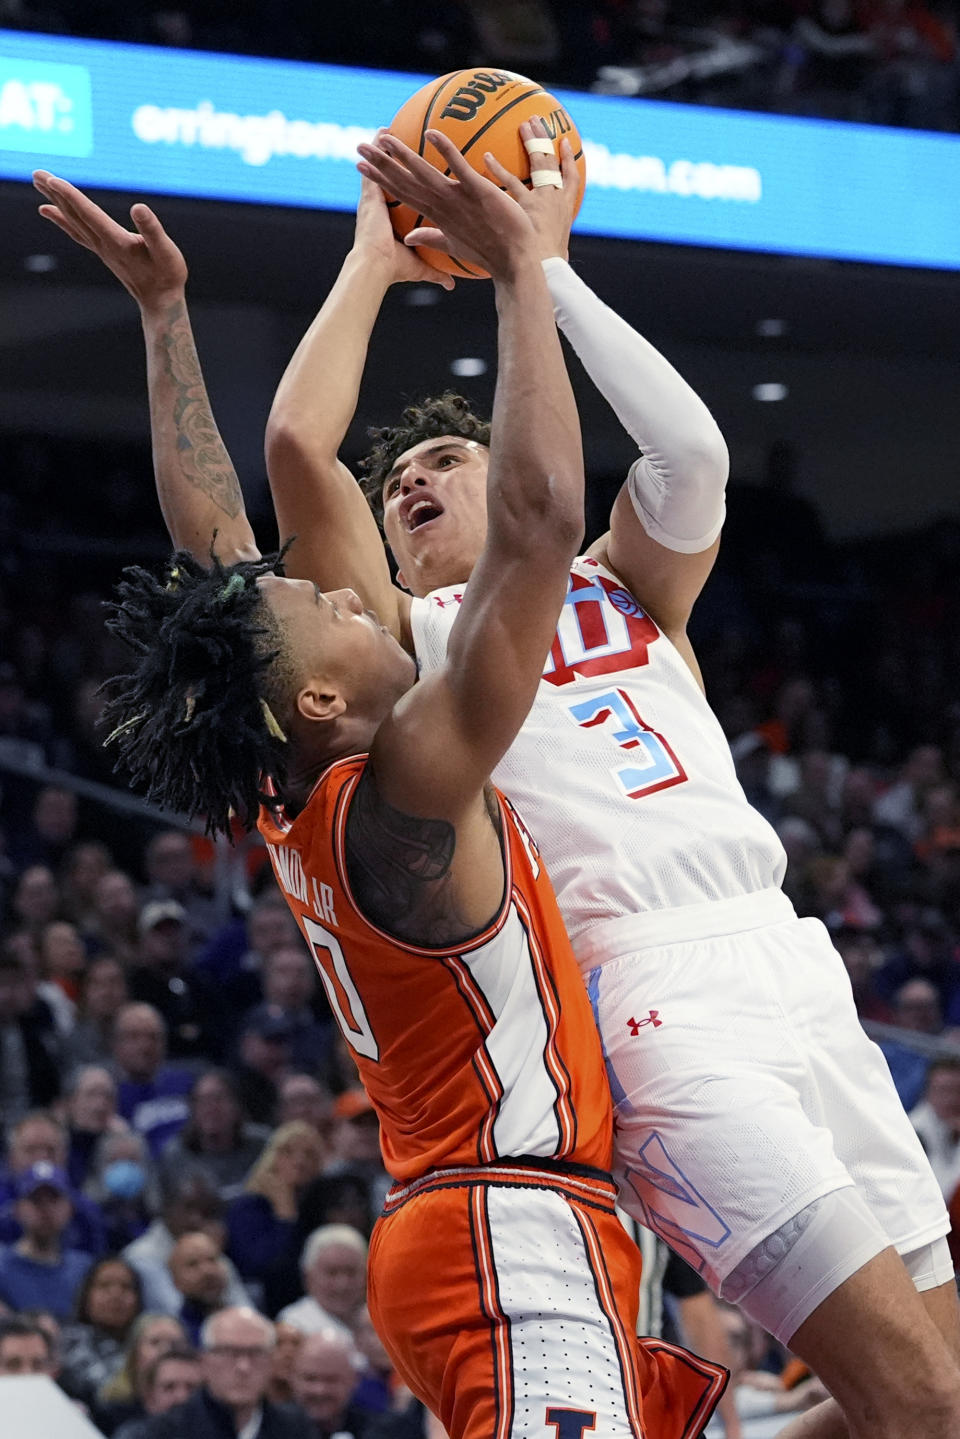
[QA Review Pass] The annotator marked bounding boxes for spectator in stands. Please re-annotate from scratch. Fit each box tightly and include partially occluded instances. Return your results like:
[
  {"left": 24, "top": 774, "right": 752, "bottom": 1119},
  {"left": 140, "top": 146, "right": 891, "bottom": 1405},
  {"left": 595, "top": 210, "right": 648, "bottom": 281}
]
[
  {"left": 21, "top": 786, "right": 80, "bottom": 872},
  {"left": 829, "top": 920, "right": 892, "bottom": 1023},
  {"left": 266, "top": 1323, "right": 302, "bottom": 1405},
  {"left": 231, "top": 1012, "right": 295, "bottom": 1126},
  {"left": 158, "top": 1069, "right": 270, "bottom": 1201},
  {"left": 128, "top": 903, "right": 211, "bottom": 1060},
  {"left": 60, "top": 1256, "right": 144, "bottom": 1405},
  {"left": 86, "top": 870, "right": 140, "bottom": 967},
  {"left": 297, "top": 1172, "right": 374, "bottom": 1245},
  {"left": 97, "top": 1313, "right": 189, "bottom": 1433},
  {"left": 0, "top": 1314, "right": 57, "bottom": 1375},
  {"left": 325, "top": 1090, "right": 390, "bottom": 1211},
  {"left": 227, "top": 1121, "right": 324, "bottom": 1287},
  {"left": 266, "top": 1171, "right": 373, "bottom": 1318},
  {"left": 277, "top": 1073, "right": 333, "bottom": 1141},
  {"left": 352, "top": 1308, "right": 396, "bottom": 1415},
  {"left": 197, "top": 895, "right": 300, "bottom": 1018},
  {"left": 67, "top": 954, "right": 129, "bottom": 1068},
  {"left": 243, "top": 944, "right": 332, "bottom": 1075},
  {"left": 168, "top": 1231, "right": 230, "bottom": 1346},
  {"left": 290, "top": 1329, "right": 376, "bottom": 1439},
  {"left": 86, "top": 1129, "right": 158, "bottom": 1252},
  {"left": 124, "top": 1176, "right": 251, "bottom": 1316},
  {"left": 142, "top": 1307, "right": 313, "bottom": 1439},
  {"left": 113, "top": 1347, "right": 203, "bottom": 1439},
  {"left": 911, "top": 1056, "right": 960, "bottom": 1199},
  {"left": 0, "top": 950, "right": 61, "bottom": 1125},
  {"left": 874, "top": 744, "right": 946, "bottom": 841},
  {"left": 142, "top": 831, "right": 218, "bottom": 948},
  {"left": 0, "top": 1109, "right": 106, "bottom": 1255},
  {"left": 60, "top": 840, "right": 112, "bottom": 932},
  {"left": 39, "top": 919, "right": 87, "bottom": 1007},
  {"left": 112, "top": 1003, "right": 192, "bottom": 1156},
  {"left": 278, "top": 1225, "right": 367, "bottom": 1337},
  {"left": 879, "top": 976, "right": 943, "bottom": 1109},
  {"left": 0, "top": 1161, "right": 92, "bottom": 1317},
  {"left": 12, "top": 864, "right": 60, "bottom": 940},
  {"left": 65, "top": 1063, "right": 122, "bottom": 1188}
]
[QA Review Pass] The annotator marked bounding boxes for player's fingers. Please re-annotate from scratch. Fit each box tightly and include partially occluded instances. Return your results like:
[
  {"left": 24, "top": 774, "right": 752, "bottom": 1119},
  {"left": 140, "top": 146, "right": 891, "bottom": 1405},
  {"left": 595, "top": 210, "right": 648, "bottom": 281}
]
[
  {"left": 404, "top": 226, "right": 452, "bottom": 253},
  {"left": 522, "top": 117, "right": 561, "bottom": 190},
  {"left": 559, "top": 137, "right": 579, "bottom": 191},
  {"left": 37, "top": 171, "right": 132, "bottom": 247},
  {"left": 130, "top": 204, "right": 168, "bottom": 249},
  {"left": 422, "top": 129, "right": 484, "bottom": 189},
  {"left": 36, "top": 204, "right": 95, "bottom": 251},
  {"left": 483, "top": 151, "right": 527, "bottom": 203}
]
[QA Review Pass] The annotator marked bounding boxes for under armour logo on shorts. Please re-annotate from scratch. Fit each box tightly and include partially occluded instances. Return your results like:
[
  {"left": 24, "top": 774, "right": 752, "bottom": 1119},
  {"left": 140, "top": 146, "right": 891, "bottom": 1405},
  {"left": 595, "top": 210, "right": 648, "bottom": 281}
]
[{"left": 627, "top": 1010, "right": 662, "bottom": 1034}]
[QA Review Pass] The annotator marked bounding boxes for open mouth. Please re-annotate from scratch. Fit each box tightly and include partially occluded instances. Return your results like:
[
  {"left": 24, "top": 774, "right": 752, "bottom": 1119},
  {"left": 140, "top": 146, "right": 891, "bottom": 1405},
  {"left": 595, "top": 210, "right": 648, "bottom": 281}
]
[{"left": 406, "top": 499, "right": 444, "bottom": 531}]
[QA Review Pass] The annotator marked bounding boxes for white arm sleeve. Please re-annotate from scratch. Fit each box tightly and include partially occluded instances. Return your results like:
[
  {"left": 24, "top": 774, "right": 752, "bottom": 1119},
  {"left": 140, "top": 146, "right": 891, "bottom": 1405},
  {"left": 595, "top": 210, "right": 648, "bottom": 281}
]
[{"left": 542, "top": 256, "right": 728, "bottom": 554}]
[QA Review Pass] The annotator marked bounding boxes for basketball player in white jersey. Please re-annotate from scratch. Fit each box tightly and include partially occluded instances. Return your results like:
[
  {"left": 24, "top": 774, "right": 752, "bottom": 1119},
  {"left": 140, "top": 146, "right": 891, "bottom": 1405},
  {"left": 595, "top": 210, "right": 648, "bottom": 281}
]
[{"left": 261, "top": 124, "right": 960, "bottom": 1439}]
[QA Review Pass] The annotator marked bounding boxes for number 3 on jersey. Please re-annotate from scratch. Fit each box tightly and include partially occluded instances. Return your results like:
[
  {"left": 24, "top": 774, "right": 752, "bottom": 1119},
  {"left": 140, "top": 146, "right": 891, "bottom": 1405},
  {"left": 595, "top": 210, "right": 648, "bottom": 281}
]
[
  {"left": 303, "top": 916, "right": 379, "bottom": 1061},
  {"left": 568, "top": 688, "right": 687, "bottom": 800}
]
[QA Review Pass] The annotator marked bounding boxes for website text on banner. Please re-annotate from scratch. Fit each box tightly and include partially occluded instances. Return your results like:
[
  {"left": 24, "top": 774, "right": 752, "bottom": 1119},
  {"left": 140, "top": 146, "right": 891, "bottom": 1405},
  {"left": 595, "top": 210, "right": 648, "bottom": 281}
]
[{"left": 1, "top": 27, "right": 958, "bottom": 270}]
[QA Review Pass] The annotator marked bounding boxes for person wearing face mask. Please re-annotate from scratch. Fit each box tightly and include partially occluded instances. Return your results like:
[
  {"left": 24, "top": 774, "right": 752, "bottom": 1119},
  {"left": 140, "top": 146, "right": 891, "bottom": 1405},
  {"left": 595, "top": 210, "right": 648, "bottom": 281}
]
[
  {"left": 60, "top": 1256, "right": 145, "bottom": 1405},
  {"left": 86, "top": 1130, "right": 160, "bottom": 1252}
]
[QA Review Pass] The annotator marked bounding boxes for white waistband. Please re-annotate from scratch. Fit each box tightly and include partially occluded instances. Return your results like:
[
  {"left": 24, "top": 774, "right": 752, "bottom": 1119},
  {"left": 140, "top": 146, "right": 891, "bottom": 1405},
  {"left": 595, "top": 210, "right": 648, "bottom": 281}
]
[{"left": 574, "top": 887, "right": 797, "bottom": 967}]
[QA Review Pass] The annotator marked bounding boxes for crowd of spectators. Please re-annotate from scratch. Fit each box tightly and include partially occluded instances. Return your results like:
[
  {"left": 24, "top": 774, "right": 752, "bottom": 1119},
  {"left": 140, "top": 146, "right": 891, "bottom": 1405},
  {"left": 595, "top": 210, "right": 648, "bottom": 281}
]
[
  {"left": 0, "top": 0, "right": 957, "bottom": 131},
  {"left": 2, "top": 419, "right": 960, "bottom": 1428}
]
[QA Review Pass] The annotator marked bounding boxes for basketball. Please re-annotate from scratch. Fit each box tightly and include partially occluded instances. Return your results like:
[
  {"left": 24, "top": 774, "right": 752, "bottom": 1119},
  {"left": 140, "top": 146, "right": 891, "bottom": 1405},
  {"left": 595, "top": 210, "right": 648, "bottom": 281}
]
[{"left": 386, "top": 68, "right": 586, "bottom": 279}]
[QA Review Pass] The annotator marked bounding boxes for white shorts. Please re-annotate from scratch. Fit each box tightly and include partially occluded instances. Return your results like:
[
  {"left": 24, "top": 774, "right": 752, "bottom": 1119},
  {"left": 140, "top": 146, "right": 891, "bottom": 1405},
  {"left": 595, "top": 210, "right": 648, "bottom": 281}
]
[{"left": 581, "top": 889, "right": 949, "bottom": 1297}]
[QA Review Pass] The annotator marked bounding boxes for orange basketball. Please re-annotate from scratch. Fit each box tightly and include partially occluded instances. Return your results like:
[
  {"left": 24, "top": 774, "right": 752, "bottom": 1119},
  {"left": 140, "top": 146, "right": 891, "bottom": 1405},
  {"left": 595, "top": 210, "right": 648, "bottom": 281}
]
[{"left": 387, "top": 67, "right": 586, "bottom": 279}]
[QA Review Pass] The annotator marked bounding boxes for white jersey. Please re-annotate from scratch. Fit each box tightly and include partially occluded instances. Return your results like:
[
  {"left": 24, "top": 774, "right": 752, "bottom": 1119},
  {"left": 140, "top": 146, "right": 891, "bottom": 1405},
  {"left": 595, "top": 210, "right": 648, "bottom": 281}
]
[{"left": 410, "top": 555, "right": 786, "bottom": 954}]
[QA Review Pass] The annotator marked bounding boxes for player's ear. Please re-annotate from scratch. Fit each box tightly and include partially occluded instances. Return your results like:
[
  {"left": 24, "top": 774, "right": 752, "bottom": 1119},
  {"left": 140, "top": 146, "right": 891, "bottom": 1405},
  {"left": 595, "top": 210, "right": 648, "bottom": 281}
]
[
  {"left": 395, "top": 568, "right": 409, "bottom": 592},
  {"left": 296, "top": 682, "right": 345, "bottom": 724}
]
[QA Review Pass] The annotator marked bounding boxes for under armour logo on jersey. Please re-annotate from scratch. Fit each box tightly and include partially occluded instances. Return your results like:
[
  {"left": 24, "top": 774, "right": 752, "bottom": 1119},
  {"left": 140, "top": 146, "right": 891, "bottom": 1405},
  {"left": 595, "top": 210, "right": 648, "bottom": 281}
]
[{"left": 627, "top": 1010, "right": 662, "bottom": 1034}]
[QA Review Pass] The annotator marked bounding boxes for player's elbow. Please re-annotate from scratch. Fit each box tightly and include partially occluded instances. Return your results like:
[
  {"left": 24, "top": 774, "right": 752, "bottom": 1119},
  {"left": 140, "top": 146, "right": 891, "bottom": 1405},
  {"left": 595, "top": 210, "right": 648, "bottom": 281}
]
[
  {"left": 685, "top": 424, "right": 730, "bottom": 493},
  {"left": 264, "top": 409, "right": 327, "bottom": 477}
]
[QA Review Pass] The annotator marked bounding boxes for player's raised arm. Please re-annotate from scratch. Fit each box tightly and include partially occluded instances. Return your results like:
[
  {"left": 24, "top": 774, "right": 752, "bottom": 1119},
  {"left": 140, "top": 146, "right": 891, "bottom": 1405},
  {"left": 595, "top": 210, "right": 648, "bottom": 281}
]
[
  {"left": 264, "top": 164, "right": 452, "bottom": 639},
  {"left": 493, "top": 145, "right": 729, "bottom": 644},
  {"left": 356, "top": 126, "right": 583, "bottom": 815},
  {"left": 33, "top": 172, "right": 259, "bottom": 567}
]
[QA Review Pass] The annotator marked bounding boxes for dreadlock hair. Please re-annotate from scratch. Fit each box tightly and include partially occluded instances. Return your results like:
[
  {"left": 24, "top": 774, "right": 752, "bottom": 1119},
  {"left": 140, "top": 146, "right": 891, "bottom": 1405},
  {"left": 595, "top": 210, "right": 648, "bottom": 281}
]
[
  {"left": 102, "top": 547, "right": 296, "bottom": 839},
  {"left": 358, "top": 392, "right": 491, "bottom": 526}
]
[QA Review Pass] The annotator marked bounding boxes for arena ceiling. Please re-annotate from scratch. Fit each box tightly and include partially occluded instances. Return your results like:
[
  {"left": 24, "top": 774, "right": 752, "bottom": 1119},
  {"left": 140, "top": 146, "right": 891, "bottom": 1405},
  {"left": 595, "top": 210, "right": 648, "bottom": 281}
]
[{"left": 1, "top": 180, "right": 959, "bottom": 539}]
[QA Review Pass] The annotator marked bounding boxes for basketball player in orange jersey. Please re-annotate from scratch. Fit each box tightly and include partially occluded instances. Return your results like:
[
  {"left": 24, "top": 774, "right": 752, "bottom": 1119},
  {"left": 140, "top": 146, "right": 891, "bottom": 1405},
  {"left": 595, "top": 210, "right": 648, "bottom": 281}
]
[
  {"left": 260, "top": 125, "right": 960, "bottom": 1439},
  {"left": 33, "top": 154, "right": 726, "bottom": 1439}
]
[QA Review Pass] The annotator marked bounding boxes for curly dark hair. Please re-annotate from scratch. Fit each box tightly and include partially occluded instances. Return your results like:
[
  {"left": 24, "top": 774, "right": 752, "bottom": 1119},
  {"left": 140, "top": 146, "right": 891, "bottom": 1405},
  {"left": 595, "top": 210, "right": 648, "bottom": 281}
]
[
  {"left": 102, "top": 548, "right": 296, "bottom": 839},
  {"left": 358, "top": 392, "right": 491, "bottom": 525}
]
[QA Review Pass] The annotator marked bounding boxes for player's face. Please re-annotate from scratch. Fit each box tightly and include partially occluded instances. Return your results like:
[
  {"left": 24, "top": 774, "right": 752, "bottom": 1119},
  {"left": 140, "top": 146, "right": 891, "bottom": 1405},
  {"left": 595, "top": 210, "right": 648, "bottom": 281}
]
[
  {"left": 381, "top": 436, "right": 489, "bottom": 597},
  {"left": 259, "top": 576, "right": 417, "bottom": 719}
]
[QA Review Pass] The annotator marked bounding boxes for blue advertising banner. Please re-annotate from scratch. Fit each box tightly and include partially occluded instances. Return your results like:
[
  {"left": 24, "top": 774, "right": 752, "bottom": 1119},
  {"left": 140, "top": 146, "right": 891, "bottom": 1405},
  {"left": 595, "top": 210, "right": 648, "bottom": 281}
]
[{"left": 1, "top": 28, "right": 958, "bottom": 269}]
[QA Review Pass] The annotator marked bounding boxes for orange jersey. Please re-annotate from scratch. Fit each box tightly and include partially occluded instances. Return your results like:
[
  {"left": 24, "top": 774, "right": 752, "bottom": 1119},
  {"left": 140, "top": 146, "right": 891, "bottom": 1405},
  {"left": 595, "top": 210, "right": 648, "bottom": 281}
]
[{"left": 257, "top": 755, "right": 613, "bottom": 1181}]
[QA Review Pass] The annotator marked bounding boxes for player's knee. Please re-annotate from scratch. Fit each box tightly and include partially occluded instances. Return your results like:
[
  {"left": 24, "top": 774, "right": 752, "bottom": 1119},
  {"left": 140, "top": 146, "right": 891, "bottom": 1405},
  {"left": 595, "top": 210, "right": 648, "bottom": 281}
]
[{"left": 718, "top": 1186, "right": 889, "bottom": 1344}]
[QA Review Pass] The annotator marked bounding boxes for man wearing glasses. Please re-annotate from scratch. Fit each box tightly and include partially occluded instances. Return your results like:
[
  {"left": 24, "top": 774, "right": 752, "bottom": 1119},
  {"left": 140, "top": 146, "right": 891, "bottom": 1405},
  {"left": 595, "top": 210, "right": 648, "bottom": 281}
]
[{"left": 143, "top": 1307, "right": 313, "bottom": 1439}]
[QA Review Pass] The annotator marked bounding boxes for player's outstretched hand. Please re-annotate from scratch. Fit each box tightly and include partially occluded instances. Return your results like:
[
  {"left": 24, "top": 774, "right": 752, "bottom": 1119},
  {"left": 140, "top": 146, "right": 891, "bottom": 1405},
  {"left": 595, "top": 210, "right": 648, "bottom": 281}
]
[
  {"left": 485, "top": 117, "right": 580, "bottom": 264},
  {"left": 353, "top": 163, "right": 455, "bottom": 291},
  {"left": 357, "top": 129, "right": 539, "bottom": 281},
  {"left": 33, "top": 171, "right": 187, "bottom": 313}
]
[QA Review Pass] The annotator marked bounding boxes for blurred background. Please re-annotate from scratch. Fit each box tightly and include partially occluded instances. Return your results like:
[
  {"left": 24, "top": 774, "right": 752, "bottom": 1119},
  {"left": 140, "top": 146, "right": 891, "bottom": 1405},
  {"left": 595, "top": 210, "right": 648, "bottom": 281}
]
[{"left": 1, "top": 3, "right": 959, "bottom": 1436}]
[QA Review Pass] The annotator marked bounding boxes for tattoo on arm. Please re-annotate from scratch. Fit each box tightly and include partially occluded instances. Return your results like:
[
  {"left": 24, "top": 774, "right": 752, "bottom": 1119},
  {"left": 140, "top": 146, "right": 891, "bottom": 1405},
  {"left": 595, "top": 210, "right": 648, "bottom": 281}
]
[
  {"left": 345, "top": 764, "right": 474, "bottom": 947},
  {"left": 159, "top": 299, "right": 244, "bottom": 520}
]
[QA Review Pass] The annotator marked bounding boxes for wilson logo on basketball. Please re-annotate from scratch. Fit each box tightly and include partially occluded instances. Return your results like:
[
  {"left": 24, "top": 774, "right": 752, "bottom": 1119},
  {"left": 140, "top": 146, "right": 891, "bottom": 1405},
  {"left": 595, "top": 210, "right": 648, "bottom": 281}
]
[{"left": 439, "top": 71, "right": 515, "bottom": 122}]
